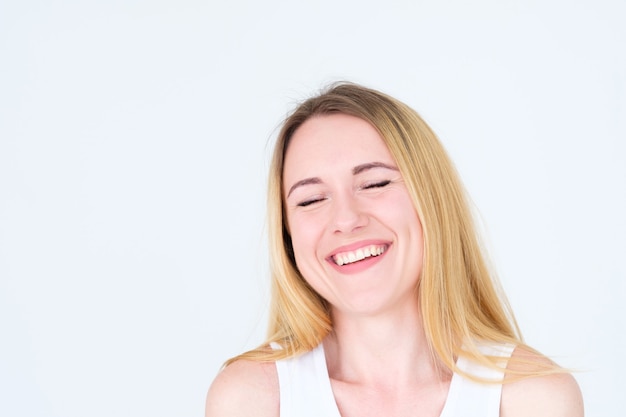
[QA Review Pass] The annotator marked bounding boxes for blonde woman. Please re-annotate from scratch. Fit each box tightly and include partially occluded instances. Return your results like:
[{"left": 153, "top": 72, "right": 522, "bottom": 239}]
[{"left": 206, "top": 83, "right": 583, "bottom": 416}]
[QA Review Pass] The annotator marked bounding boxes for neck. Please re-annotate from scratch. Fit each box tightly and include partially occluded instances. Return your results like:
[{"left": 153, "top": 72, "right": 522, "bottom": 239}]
[{"left": 324, "top": 298, "right": 447, "bottom": 388}]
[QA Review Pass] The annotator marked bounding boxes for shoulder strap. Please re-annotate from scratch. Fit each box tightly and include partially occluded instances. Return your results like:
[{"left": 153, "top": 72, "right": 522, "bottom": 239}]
[
  {"left": 274, "top": 343, "right": 342, "bottom": 417},
  {"left": 440, "top": 343, "right": 515, "bottom": 417}
]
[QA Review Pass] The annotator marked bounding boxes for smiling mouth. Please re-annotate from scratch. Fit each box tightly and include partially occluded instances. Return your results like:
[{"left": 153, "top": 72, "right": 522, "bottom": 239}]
[{"left": 332, "top": 244, "right": 388, "bottom": 266}]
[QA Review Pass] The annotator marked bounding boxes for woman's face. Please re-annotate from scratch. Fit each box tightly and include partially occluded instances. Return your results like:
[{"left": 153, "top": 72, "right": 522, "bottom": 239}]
[{"left": 282, "top": 114, "right": 424, "bottom": 317}]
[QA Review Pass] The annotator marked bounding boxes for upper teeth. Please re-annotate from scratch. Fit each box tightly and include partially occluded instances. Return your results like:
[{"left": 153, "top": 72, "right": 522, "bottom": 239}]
[{"left": 333, "top": 245, "right": 386, "bottom": 266}]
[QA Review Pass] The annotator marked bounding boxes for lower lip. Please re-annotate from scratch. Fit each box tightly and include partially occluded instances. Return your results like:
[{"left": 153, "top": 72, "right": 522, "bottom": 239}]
[{"left": 327, "top": 248, "right": 388, "bottom": 275}]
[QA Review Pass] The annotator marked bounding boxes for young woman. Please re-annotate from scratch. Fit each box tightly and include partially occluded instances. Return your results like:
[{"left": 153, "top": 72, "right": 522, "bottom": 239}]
[{"left": 206, "top": 83, "right": 583, "bottom": 416}]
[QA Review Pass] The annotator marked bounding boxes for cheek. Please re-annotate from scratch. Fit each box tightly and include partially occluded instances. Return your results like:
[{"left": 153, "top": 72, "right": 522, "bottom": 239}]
[
  {"left": 382, "top": 193, "right": 421, "bottom": 227},
  {"left": 287, "top": 215, "right": 333, "bottom": 294},
  {"left": 385, "top": 195, "right": 425, "bottom": 253},
  {"left": 287, "top": 215, "right": 324, "bottom": 265}
]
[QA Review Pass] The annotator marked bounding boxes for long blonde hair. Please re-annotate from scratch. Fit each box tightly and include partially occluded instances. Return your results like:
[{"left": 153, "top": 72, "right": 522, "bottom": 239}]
[{"left": 227, "top": 82, "right": 558, "bottom": 380}]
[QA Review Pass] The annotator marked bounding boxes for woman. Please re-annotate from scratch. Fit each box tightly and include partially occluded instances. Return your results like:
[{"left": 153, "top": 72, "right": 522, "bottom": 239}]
[{"left": 206, "top": 83, "right": 583, "bottom": 416}]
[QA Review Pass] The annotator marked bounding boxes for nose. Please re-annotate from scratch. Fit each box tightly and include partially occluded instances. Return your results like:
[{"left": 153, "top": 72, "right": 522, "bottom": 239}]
[{"left": 330, "top": 193, "right": 368, "bottom": 234}]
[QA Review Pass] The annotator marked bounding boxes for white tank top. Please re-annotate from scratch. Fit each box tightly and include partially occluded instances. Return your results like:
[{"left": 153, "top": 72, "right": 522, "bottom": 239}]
[{"left": 274, "top": 342, "right": 514, "bottom": 417}]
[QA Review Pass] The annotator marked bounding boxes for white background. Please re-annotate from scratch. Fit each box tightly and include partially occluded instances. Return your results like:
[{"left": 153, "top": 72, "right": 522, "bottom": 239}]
[{"left": 1, "top": 1, "right": 624, "bottom": 416}]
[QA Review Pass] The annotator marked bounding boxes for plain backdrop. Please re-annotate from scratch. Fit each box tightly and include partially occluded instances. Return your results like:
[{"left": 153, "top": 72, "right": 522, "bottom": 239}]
[{"left": 1, "top": 1, "right": 624, "bottom": 416}]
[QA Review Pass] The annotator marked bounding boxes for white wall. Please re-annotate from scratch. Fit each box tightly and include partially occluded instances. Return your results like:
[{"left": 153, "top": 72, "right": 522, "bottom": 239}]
[{"left": 1, "top": 1, "right": 624, "bottom": 416}]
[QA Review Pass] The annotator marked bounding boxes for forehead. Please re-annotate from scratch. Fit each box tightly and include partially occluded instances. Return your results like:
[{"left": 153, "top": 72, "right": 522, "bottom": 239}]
[{"left": 283, "top": 114, "right": 394, "bottom": 176}]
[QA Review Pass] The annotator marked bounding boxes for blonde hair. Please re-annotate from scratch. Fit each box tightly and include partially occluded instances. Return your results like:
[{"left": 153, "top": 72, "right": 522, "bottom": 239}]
[{"left": 227, "top": 82, "right": 559, "bottom": 381}]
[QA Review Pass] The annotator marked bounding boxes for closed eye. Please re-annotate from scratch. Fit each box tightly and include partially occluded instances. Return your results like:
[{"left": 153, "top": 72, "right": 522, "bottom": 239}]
[
  {"left": 297, "top": 197, "right": 326, "bottom": 207},
  {"left": 362, "top": 180, "right": 391, "bottom": 190}
]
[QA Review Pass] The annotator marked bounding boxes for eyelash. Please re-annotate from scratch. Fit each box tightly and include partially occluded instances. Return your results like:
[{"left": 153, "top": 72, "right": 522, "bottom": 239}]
[
  {"left": 296, "top": 180, "right": 392, "bottom": 207},
  {"left": 362, "top": 180, "right": 391, "bottom": 190},
  {"left": 297, "top": 197, "right": 326, "bottom": 207}
]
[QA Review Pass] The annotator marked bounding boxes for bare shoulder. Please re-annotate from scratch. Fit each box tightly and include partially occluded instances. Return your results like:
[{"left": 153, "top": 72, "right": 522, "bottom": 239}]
[
  {"left": 501, "top": 346, "right": 584, "bottom": 417},
  {"left": 205, "top": 359, "right": 279, "bottom": 417}
]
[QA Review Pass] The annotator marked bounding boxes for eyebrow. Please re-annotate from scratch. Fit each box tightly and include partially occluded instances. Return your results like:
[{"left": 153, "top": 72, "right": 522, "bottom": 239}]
[
  {"left": 286, "top": 177, "right": 323, "bottom": 197},
  {"left": 286, "top": 161, "right": 398, "bottom": 197},
  {"left": 352, "top": 161, "right": 398, "bottom": 175}
]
